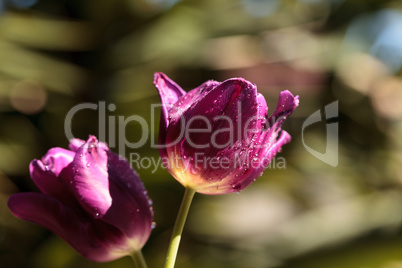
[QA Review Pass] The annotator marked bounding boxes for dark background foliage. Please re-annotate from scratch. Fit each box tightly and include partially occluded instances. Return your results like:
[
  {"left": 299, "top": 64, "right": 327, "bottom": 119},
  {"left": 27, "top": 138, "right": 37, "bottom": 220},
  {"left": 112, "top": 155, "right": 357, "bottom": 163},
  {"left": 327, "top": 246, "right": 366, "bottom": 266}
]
[{"left": 1, "top": 0, "right": 402, "bottom": 267}]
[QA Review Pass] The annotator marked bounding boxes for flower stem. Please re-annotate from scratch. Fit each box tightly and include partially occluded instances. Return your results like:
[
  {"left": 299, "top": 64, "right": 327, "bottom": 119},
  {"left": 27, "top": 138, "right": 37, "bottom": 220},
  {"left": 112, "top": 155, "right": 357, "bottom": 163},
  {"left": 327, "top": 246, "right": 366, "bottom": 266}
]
[
  {"left": 130, "top": 250, "right": 147, "bottom": 268},
  {"left": 164, "top": 187, "right": 196, "bottom": 268}
]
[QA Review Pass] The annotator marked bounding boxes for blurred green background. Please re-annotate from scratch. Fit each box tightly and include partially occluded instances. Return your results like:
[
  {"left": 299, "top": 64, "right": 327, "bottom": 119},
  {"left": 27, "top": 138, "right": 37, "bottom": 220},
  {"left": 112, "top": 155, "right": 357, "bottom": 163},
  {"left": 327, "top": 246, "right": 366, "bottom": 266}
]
[{"left": 1, "top": 0, "right": 402, "bottom": 267}]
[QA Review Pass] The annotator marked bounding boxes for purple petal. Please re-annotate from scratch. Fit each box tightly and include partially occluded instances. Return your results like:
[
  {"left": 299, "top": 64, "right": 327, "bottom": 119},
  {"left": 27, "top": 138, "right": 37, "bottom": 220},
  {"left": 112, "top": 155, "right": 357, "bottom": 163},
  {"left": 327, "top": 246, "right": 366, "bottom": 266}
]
[
  {"left": 167, "top": 80, "right": 221, "bottom": 124},
  {"left": 269, "top": 90, "right": 299, "bottom": 121},
  {"left": 235, "top": 131, "right": 291, "bottom": 193},
  {"left": 154, "top": 73, "right": 186, "bottom": 159},
  {"left": 69, "top": 139, "right": 85, "bottom": 151},
  {"left": 70, "top": 136, "right": 112, "bottom": 218},
  {"left": 225, "top": 90, "right": 299, "bottom": 193},
  {"left": 159, "top": 80, "right": 220, "bottom": 163},
  {"left": 69, "top": 138, "right": 108, "bottom": 152},
  {"left": 8, "top": 193, "right": 128, "bottom": 262},
  {"left": 30, "top": 148, "right": 75, "bottom": 201},
  {"left": 195, "top": 91, "right": 297, "bottom": 195},
  {"left": 153, "top": 73, "right": 186, "bottom": 131},
  {"left": 100, "top": 151, "right": 153, "bottom": 246},
  {"left": 35, "top": 147, "right": 75, "bottom": 178},
  {"left": 165, "top": 78, "right": 259, "bottom": 186}
]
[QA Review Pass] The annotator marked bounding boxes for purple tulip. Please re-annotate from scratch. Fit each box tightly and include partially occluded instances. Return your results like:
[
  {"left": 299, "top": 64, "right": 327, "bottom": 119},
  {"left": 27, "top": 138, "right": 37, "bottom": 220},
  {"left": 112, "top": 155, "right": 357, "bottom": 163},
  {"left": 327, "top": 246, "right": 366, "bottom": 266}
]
[
  {"left": 154, "top": 72, "right": 299, "bottom": 195},
  {"left": 8, "top": 136, "right": 153, "bottom": 262}
]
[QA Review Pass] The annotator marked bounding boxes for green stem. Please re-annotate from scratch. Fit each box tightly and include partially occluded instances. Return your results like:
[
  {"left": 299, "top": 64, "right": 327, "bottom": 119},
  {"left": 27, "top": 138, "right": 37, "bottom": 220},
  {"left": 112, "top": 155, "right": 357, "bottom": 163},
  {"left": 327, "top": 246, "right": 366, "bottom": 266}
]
[
  {"left": 164, "top": 187, "right": 196, "bottom": 268},
  {"left": 130, "top": 250, "right": 147, "bottom": 268}
]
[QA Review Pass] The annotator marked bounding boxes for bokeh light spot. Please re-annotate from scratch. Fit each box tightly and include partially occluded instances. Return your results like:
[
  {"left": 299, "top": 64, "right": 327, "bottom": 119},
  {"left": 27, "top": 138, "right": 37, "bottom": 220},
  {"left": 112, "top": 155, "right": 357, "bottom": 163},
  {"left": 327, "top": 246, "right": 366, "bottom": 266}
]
[{"left": 9, "top": 80, "right": 47, "bottom": 114}]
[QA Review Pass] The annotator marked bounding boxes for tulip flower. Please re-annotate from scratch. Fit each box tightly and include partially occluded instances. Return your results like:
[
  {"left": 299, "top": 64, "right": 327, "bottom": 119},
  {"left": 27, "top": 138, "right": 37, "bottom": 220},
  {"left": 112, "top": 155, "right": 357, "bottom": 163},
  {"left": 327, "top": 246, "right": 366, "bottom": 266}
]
[
  {"left": 8, "top": 136, "right": 153, "bottom": 266},
  {"left": 154, "top": 72, "right": 298, "bottom": 268},
  {"left": 154, "top": 72, "right": 299, "bottom": 194}
]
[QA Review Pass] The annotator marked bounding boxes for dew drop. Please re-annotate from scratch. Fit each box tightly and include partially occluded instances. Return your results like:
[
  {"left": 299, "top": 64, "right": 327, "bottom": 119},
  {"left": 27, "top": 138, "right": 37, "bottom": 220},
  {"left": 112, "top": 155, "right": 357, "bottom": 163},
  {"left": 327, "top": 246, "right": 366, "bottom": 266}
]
[
  {"left": 94, "top": 212, "right": 100, "bottom": 218},
  {"left": 86, "top": 162, "right": 91, "bottom": 168},
  {"left": 151, "top": 222, "right": 157, "bottom": 229},
  {"left": 231, "top": 184, "right": 242, "bottom": 192}
]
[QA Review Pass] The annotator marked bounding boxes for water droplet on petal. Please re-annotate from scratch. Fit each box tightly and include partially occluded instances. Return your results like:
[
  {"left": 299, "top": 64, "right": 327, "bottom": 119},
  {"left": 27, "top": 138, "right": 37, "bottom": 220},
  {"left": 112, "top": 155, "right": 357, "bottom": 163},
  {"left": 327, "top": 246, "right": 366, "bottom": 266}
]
[
  {"left": 86, "top": 162, "right": 91, "bottom": 167},
  {"left": 151, "top": 222, "right": 157, "bottom": 229},
  {"left": 94, "top": 212, "right": 100, "bottom": 218}
]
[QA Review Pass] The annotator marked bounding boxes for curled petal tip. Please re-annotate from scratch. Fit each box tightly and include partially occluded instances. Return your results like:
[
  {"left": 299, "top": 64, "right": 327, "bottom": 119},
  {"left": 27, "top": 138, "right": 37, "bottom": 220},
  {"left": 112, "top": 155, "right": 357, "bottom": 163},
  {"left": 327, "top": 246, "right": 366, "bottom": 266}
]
[{"left": 280, "top": 90, "right": 299, "bottom": 107}]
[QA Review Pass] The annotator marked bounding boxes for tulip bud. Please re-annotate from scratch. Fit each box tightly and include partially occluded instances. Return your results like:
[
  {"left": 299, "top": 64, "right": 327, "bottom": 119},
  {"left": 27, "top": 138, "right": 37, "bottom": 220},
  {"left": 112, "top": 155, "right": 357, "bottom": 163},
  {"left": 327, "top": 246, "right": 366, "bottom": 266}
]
[
  {"left": 8, "top": 136, "right": 153, "bottom": 262},
  {"left": 154, "top": 72, "right": 298, "bottom": 194}
]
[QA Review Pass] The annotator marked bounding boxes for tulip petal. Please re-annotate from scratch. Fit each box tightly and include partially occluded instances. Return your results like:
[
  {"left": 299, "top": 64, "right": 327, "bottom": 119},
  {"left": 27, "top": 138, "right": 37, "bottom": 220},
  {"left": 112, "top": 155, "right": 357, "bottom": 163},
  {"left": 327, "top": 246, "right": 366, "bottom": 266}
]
[
  {"left": 195, "top": 91, "right": 297, "bottom": 194},
  {"left": 154, "top": 73, "right": 219, "bottom": 160},
  {"left": 166, "top": 78, "right": 260, "bottom": 187},
  {"left": 40, "top": 148, "right": 75, "bottom": 176},
  {"left": 153, "top": 72, "right": 186, "bottom": 131},
  {"left": 154, "top": 73, "right": 186, "bottom": 159},
  {"left": 69, "top": 139, "right": 86, "bottom": 151},
  {"left": 30, "top": 148, "right": 76, "bottom": 202},
  {"left": 167, "top": 80, "right": 220, "bottom": 125},
  {"left": 269, "top": 90, "right": 299, "bottom": 121},
  {"left": 70, "top": 136, "right": 112, "bottom": 218},
  {"left": 100, "top": 151, "right": 153, "bottom": 248},
  {"left": 229, "top": 91, "right": 299, "bottom": 191},
  {"left": 8, "top": 193, "right": 127, "bottom": 262}
]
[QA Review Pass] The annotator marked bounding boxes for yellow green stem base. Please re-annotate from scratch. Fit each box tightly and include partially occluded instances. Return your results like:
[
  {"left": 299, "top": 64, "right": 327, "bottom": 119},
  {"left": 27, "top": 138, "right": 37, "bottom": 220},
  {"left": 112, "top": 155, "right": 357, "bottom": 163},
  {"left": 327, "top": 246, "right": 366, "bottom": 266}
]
[
  {"left": 164, "top": 187, "right": 196, "bottom": 268},
  {"left": 130, "top": 250, "right": 147, "bottom": 268}
]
